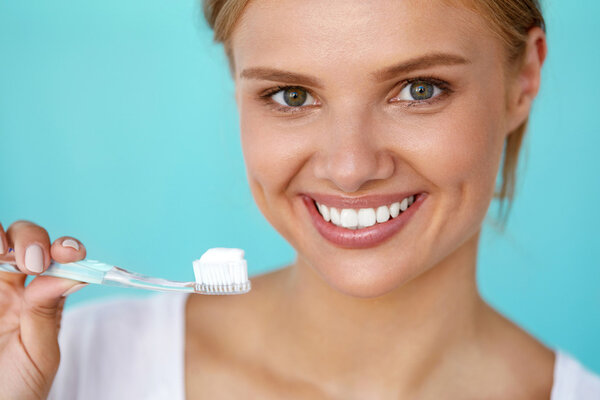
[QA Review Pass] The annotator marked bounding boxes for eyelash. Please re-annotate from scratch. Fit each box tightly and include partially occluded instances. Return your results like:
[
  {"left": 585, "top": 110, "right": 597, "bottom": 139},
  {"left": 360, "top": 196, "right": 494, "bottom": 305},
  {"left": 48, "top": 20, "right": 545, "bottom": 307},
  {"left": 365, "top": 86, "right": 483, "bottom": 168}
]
[
  {"left": 258, "top": 86, "right": 318, "bottom": 115},
  {"left": 258, "top": 76, "right": 453, "bottom": 114}
]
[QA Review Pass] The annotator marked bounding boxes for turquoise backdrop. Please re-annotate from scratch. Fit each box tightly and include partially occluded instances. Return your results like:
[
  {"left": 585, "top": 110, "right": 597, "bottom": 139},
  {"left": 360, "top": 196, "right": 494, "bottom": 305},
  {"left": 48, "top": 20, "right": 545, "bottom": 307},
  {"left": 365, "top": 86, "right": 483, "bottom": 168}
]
[{"left": 1, "top": 0, "right": 599, "bottom": 372}]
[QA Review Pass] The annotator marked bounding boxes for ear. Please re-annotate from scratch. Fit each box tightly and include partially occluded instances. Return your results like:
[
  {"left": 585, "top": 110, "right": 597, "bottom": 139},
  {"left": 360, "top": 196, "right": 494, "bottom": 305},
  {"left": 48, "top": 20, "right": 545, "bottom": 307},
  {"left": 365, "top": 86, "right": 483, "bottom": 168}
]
[{"left": 505, "top": 26, "right": 547, "bottom": 135}]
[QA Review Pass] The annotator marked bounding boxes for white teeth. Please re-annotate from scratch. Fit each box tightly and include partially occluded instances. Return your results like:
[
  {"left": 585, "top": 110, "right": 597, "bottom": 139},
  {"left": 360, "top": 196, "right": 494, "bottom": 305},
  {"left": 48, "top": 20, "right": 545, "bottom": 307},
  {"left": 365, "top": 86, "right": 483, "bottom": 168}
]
[
  {"left": 340, "top": 209, "right": 358, "bottom": 229},
  {"left": 376, "top": 205, "right": 390, "bottom": 223},
  {"left": 400, "top": 197, "right": 408, "bottom": 212},
  {"left": 358, "top": 208, "right": 376, "bottom": 228},
  {"left": 315, "top": 194, "right": 417, "bottom": 229},
  {"left": 389, "top": 202, "right": 400, "bottom": 218},
  {"left": 330, "top": 207, "right": 340, "bottom": 225},
  {"left": 317, "top": 202, "right": 330, "bottom": 222}
]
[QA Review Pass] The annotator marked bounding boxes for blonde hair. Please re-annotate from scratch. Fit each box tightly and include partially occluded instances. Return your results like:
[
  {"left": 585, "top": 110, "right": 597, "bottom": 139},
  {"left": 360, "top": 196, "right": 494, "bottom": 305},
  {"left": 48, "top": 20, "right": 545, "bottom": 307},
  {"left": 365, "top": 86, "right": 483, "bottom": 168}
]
[{"left": 202, "top": 0, "right": 546, "bottom": 227}]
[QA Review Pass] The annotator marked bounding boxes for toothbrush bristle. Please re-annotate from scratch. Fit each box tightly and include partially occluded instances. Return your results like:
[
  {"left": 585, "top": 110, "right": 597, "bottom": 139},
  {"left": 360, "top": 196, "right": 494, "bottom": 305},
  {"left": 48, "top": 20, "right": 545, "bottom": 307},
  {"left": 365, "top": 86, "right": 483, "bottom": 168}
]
[{"left": 192, "top": 259, "right": 250, "bottom": 295}]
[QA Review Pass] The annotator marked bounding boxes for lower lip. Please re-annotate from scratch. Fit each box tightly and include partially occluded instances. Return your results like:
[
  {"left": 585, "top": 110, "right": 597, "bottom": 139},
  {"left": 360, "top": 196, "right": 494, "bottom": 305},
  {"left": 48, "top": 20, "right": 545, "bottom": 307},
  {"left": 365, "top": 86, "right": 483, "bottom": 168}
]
[{"left": 301, "top": 193, "right": 427, "bottom": 249}]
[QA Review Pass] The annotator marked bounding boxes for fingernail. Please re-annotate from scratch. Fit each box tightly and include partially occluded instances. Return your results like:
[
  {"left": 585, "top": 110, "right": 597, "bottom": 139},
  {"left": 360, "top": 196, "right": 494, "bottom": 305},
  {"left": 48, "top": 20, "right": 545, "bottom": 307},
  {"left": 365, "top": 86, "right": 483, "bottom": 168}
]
[
  {"left": 62, "top": 239, "right": 80, "bottom": 251},
  {"left": 25, "top": 244, "right": 44, "bottom": 273},
  {"left": 62, "top": 283, "right": 88, "bottom": 297}
]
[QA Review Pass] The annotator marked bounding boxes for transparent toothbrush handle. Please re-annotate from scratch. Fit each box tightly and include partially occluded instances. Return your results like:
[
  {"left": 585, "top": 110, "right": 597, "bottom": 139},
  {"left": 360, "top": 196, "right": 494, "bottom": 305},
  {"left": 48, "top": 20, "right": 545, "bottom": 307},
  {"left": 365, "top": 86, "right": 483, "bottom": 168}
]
[
  {"left": 0, "top": 260, "right": 197, "bottom": 293},
  {"left": 0, "top": 259, "right": 114, "bottom": 284},
  {"left": 0, "top": 263, "right": 21, "bottom": 274}
]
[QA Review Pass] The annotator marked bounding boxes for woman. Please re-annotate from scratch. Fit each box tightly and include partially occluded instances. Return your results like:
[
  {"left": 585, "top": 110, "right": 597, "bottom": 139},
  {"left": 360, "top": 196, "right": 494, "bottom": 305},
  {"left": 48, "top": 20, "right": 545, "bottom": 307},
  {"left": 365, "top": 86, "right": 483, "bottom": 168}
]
[{"left": 1, "top": 0, "right": 599, "bottom": 398}]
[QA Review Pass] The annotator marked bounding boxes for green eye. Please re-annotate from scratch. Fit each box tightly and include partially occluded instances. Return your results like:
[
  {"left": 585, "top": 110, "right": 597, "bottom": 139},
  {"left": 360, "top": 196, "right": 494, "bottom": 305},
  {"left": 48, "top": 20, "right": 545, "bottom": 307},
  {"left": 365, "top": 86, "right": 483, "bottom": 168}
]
[
  {"left": 395, "top": 79, "right": 443, "bottom": 103},
  {"left": 271, "top": 86, "right": 315, "bottom": 107},
  {"left": 409, "top": 81, "right": 434, "bottom": 100},
  {"left": 284, "top": 87, "right": 307, "bottom": 106}
]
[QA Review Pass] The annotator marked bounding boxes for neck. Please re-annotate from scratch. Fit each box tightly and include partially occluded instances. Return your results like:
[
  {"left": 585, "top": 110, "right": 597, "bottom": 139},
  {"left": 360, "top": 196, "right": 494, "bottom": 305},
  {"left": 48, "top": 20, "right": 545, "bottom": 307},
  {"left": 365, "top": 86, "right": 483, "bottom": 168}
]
[{"left": 267, "top": 231, "right": 485, "bottom": 396}]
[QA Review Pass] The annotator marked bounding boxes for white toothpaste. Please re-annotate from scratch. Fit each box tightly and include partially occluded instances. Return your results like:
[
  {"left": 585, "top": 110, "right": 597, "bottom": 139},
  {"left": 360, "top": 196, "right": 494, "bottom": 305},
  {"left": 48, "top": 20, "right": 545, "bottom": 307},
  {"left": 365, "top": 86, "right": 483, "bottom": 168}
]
[{"left": 193, "top": 248, "right": 247, "bottom": 285}]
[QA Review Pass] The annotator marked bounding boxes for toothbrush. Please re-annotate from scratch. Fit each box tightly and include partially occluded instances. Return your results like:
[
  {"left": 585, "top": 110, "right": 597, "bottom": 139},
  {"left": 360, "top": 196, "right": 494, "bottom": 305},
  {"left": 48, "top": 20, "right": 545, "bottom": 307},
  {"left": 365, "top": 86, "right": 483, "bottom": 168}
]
[{"left": 0, "top": 247, "right": 251, "bottom": 295}]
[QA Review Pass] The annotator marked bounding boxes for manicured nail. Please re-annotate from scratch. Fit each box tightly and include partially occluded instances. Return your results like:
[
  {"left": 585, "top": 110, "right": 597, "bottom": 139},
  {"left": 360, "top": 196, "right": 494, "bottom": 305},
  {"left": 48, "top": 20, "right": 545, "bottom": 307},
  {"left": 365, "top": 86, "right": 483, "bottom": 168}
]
[
  {"left": 62, "top": 283, "right": 88, "bottom": 297},
  {"left": 62, "top": 239, "right": 80, "bottom": 251},
  {"left": 25, "top": 244, "right": 44, "bottom": 273}
]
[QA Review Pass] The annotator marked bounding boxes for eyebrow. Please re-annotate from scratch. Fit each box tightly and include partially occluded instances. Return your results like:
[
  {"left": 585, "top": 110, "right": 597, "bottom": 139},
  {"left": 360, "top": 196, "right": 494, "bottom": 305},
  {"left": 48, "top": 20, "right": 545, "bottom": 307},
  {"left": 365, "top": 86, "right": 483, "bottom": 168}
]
[
  {"left": 372, "top": 52, "right": 471, "bottom": 81},
  {"left": 239, "top": 52, "right": 471, "bottom": 89},
  {"left": 240, "top": 67, "right": 325, "bottom": 89}
]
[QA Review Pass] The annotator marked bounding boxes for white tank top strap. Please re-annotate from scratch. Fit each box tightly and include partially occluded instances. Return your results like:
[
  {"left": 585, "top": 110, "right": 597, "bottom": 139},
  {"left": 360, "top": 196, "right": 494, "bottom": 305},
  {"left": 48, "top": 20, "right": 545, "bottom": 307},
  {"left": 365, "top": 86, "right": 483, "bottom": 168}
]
[{"left": 551, "top": 348, "right": 600, "bottom": 400}]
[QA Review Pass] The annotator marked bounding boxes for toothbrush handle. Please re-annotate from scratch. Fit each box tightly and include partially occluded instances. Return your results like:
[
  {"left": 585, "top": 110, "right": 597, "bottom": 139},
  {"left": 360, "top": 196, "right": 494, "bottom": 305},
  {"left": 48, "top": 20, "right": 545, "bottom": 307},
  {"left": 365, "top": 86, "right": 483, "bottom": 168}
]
[
  {"left": 0, "top": 259, "right": 114, "bottom": 284},
  {"left": 0, "top": 261, "right": 196, "bottom": 292}
]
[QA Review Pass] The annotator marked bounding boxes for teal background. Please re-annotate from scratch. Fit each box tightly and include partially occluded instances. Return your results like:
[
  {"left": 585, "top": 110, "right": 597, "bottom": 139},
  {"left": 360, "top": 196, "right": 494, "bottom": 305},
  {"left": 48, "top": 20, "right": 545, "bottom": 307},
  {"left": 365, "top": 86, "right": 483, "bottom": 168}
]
[{"left": 1, "top": 0, "right": 599, "bottom": 373}]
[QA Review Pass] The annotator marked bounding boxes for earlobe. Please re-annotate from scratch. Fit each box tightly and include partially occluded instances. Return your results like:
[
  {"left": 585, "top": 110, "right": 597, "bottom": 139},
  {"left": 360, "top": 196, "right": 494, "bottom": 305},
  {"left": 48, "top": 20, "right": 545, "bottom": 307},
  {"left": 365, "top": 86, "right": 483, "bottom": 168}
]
[{"left": 505, "top": 26, "right": 547, "bottom": 134}]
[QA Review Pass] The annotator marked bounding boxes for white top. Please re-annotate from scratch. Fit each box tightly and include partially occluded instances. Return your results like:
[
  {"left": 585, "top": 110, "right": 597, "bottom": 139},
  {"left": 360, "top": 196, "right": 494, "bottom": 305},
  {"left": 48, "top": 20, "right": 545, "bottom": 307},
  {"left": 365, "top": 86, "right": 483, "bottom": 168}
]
[{"left": 48, "top": 293, "right": 600, "bottom": 400}]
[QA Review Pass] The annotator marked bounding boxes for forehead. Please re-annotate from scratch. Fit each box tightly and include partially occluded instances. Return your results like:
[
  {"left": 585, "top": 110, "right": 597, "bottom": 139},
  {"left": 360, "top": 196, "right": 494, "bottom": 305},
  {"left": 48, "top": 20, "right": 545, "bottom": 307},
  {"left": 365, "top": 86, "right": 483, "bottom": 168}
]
[{"left": 231, "top": 0, "right": 500, "bottom": 77}]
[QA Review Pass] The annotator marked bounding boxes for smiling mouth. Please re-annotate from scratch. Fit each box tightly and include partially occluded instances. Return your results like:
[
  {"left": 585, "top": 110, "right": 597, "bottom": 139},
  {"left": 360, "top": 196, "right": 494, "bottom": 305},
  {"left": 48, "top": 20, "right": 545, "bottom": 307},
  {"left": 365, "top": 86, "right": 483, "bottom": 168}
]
[
  {"left": 301, "top": 192, "right": 426, "bottom": 248},
  {"left": 313, "top": 194, "right": 416, "bottom": 230},
  {"left": 301, "top": 192, "right": 426, "bottom": 249}
]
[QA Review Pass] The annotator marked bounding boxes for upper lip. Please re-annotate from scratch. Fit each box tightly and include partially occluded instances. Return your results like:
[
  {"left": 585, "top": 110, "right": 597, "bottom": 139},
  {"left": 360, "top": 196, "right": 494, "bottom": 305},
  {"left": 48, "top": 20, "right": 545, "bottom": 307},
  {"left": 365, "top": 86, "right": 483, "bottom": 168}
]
[{"left": 302, "top": 191, "right": 424, "bottom": 209}]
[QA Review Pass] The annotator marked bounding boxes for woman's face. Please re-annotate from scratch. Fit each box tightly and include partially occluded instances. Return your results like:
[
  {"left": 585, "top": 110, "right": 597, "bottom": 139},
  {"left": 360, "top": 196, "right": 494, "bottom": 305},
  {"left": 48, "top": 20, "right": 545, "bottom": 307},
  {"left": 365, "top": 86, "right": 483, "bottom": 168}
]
[{"left": 231, "top": 0, "right": 521, "bottom": 297}]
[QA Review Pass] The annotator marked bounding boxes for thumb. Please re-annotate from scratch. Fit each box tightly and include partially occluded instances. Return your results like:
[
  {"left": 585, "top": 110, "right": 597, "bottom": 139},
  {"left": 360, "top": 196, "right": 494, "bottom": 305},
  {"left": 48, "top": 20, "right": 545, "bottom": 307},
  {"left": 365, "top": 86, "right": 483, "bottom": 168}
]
[{"left": 20, "top": 276, "right": 86, "bottom": 373}]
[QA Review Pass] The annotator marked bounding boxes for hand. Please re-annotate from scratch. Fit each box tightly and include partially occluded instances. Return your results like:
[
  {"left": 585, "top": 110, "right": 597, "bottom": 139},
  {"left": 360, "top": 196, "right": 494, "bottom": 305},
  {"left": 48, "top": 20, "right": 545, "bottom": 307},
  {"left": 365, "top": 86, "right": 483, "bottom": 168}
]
[{"left": 0, "top": 220, "right": 87, "bottom": 400}]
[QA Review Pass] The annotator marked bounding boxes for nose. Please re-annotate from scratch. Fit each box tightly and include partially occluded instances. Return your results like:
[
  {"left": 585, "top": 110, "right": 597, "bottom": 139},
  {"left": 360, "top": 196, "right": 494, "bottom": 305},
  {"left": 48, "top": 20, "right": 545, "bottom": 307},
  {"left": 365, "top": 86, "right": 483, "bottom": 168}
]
[{"left": 313, "top": 109, "right": 395, "bottom": 193}]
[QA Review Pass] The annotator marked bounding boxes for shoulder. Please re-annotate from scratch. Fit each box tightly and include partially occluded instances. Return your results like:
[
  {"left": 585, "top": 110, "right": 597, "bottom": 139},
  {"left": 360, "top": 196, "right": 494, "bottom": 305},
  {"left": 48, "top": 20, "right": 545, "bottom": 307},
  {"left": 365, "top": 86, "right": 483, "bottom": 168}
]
[
  {"left": 552, "top": 349, "right": 600, "bottom": 400},
  {"left": 48, "top": 293, "right": 189, "bottom": 400}
]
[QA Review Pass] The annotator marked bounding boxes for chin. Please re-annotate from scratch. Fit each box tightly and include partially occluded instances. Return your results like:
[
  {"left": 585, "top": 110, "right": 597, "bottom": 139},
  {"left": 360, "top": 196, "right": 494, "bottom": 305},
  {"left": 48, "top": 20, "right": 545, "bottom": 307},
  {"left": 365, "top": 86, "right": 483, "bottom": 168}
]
[{"left": 310, "top": 255, "right": 423, "bottom": 299}]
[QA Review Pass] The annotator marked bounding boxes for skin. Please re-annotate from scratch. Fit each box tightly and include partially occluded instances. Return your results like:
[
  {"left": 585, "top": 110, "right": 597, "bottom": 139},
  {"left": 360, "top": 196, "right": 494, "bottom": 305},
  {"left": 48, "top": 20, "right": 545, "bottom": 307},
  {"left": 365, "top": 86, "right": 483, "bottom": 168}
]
[
  {"left": 185, "top": 0, "right": 552, "bottom": 399},
  {"left": 0, "top": 221, "right": 87, "bottom": 400},
  {"left": 0, "top": 0, "right": 550, "bottom": 399}
]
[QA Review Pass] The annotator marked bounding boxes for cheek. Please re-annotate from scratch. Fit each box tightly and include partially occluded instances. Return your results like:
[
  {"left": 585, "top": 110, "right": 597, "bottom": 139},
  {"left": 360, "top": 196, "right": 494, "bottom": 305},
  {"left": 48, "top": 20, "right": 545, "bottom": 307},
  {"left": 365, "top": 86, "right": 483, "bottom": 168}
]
[
  {"left": 409, "top": 84, "right": 506, "bottom": 201},
  {"left": 239, "top": 106, "right": 321, "bottom": 246},
  {"left": 432, "top": 113, "right": 501, "bottom": 191},
  {"left": 239, "top": 106, "right": 312, "bottom": 208},
  {"left": 411, "top": 86, "right": 508, "bottom": 252}
]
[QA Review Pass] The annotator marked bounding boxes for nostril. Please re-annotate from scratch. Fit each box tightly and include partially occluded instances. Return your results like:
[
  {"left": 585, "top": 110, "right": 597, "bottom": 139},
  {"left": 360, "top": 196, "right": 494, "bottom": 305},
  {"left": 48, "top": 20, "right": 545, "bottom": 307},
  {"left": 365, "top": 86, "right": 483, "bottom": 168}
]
[{"left": 314, "top": 147, "right": 395, "bottom": 193}]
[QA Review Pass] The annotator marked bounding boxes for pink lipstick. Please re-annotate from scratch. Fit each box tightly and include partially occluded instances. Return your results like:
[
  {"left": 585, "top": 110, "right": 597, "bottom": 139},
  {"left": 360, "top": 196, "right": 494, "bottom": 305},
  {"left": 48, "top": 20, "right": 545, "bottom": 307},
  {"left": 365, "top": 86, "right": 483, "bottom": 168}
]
[{"left": 301, "top": 192, "right": 427, "bottom": 249}]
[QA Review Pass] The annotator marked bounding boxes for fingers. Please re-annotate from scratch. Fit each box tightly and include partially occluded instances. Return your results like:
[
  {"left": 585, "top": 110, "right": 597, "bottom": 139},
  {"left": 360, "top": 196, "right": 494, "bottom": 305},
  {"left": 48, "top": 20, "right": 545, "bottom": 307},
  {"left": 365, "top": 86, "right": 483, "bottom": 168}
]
[
  {"left": 0, "top": 222, "right": 26, "bottom": 286},
  {"left": 3, "top": 221, "right": 87, "bottom": 276},
  {"left": 5, "top": 220, "right": 51, "bottom": 275},
  {"left": 0, "top": 222, "right": 7, "bottom": 255},
  {"left": 21, "top": 276, "right": 87, "bottom": 372},
  {"left": 51, "top": 236, "right": 87, "bottom": 264}
]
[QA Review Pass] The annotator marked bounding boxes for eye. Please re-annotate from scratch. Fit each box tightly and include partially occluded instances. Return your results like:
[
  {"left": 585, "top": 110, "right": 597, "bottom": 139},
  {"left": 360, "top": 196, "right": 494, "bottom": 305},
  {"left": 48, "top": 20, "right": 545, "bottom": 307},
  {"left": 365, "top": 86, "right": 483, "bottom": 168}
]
[
  {"left": 394, "top": 79, "right": 445, "bottom": 103},
  {"left": 271, "top": 86, "right": 316, "bottom": 107}
]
